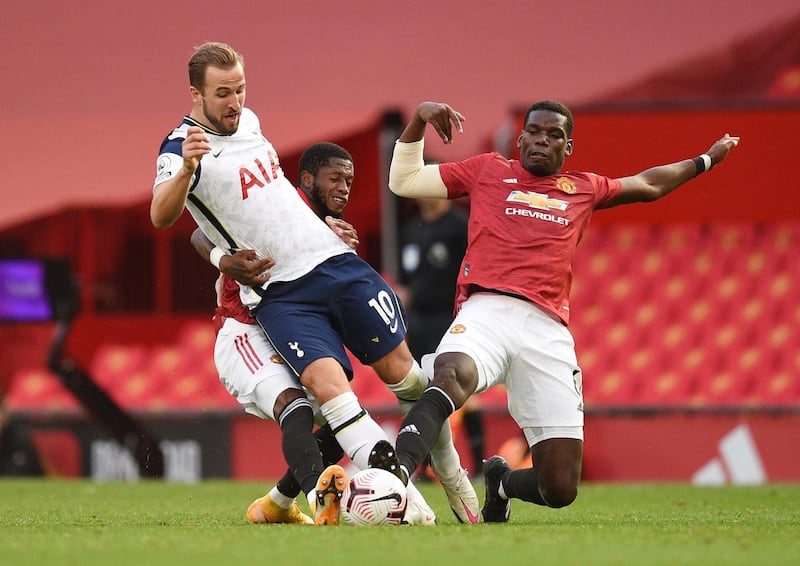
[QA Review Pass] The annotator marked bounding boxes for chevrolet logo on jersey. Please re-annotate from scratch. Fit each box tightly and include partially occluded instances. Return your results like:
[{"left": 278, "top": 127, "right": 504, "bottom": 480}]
[{"left": 506, "top": 191, "right": 568, "bottom": 211}]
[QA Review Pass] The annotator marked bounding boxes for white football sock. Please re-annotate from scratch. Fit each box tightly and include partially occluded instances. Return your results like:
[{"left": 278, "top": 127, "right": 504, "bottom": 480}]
[
  {"left": 320, "top": 391, "right": 387, "bottom": 470},
  {"left": 269, "top": 486, "right": 294, "bottom": 508},
  {"left": 429, "top": 419, "right": 463, "bottom": 480}
]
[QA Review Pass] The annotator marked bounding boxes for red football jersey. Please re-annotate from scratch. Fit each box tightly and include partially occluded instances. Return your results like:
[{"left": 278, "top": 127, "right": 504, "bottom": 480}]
[
  {"left": 216, "top": 275, "right": 252, "bottom": 325},
  {"left": 439, "top": 152, "right": 621, "bottom": 325}
]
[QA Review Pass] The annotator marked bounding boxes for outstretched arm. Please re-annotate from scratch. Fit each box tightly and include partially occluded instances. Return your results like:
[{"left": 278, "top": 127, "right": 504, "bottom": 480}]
[
  {"left": 389, "top": 102, "right": 466, "bottom": 199},
  {"left": 604, "top": 134, "right": 740, "bottom": 208}
]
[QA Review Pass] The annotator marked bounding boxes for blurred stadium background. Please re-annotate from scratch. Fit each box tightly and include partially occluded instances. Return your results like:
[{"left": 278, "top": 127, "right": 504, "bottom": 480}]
[{"left": 1, "top": 1, "right": 798, "bottom": 484}]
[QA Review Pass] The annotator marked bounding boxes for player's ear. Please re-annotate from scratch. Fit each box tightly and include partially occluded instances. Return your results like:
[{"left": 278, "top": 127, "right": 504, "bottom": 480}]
[
  {"left": 565, "top": 138, "right": 574, "bottom": 156},
  {"left": 516, "top": 132, "right": 523, "bottom": 148},
  {"left": 190, "top": 86, "right": 201, "bottom": 103},
  {"left": 299, "top": 170, "right": 313, "bottom": 189}
]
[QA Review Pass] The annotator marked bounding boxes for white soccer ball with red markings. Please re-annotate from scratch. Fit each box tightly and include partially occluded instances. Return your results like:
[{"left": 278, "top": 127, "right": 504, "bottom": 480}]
[{"left": 341, "top": 468, "right": 408, "bottom": 526}]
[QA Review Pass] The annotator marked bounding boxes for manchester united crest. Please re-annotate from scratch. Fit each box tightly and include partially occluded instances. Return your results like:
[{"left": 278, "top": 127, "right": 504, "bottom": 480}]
[{"left": 556, "top": 177, "right": 577, "bottom": 194}]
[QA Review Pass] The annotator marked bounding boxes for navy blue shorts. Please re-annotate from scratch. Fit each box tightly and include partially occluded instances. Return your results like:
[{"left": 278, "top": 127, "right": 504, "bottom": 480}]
[{"left": 253, "top": 254, "right": 408, "bottom": 378}]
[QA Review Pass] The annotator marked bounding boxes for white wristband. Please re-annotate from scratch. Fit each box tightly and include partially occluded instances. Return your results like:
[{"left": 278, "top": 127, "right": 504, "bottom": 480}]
[
  {"left": 209, "top": 246, "right": 227, "bottom": 270},
  {"left": 700, "top": 153, "right": 712, "bottom": 172}
]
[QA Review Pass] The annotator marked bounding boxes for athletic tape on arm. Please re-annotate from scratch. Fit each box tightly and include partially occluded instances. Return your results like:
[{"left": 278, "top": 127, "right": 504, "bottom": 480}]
[
  {"left": 388, "top": 140, "right": 448, "bottom": 198},
  {"left": 209, "top": 246, "right": 227, "bottom": 269}
]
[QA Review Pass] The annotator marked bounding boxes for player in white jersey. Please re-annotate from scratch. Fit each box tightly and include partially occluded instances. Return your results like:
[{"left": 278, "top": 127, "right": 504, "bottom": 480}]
[
  {"left": 194, "top": 142, "right": 435, "bottom": 526},
  {"left": 150, "top": 42, "right": 478, "bottom": 524},
  {"left": 155, "top": 107, "right": 350, "bottom": 300}
]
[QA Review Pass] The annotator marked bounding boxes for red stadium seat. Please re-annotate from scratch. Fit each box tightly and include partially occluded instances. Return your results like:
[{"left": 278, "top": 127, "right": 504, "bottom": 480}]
[
  {"left": 637, "top": 369, "right": 696, "bottom": 407},
  {"left": 4, "top": 368, "right": 79, "bottom": 412},
  {"left": 112, "top": 369, "right": 167, "bottom": 411},
  {"left": 89, "top": 343, "right": 148, "bottom": 389},
  {"left": 163, "top": 370, "right": 220, "bottom": 410},
  {"left": 582, "top": 365, "right": 639, "bottom": 408},
  {"left": 690, "top": 348, "right": 756, "bottom": 408},
  {"left": 145, "top": 344, "right": 198, "bottom": 379},
  {"left": 177, "top": 319, "right": 217, "bottom": 355},
  {"left": 748, "top": 346, "right": 800, "bottom": 406}
]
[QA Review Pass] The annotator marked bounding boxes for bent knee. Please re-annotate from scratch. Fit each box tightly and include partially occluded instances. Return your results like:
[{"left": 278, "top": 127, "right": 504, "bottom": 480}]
[
  {"left": 300, "top": 358, "right": 351, "bottom": 404},
  {"left": 431, "top": 353, "right": 479, "bottom": 404},
  {"left": 540, "top": 482, "right": 578, "bottom": 508},
  {"left": 273, "top": 387, "right": 307, "bottom": 420}
]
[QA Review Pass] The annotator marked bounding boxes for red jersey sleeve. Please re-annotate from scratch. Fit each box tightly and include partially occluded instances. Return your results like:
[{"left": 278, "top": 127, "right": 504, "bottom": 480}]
[
  {"left": 216, "top": 274, "right": 255, "bottom": 326},
  {"left": 586, "top": 172, "right": 622, "bottom": 207}
]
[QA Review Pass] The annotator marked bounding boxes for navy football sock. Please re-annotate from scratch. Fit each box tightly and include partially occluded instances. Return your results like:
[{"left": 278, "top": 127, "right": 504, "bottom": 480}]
[
  {"left": 396, "top": 387, "right": 454, "bottom": 479},
  {"left": 276, "top": 424, "right": 343, "bottom": 498},
  {"left": 279, "top": 399, "right": 325, "bottom": 497}
]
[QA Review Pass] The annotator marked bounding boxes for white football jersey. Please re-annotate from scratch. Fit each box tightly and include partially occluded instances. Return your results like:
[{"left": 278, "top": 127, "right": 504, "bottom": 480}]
[{"left": 154, "top": 108, "right": 353, "bottom": 303}]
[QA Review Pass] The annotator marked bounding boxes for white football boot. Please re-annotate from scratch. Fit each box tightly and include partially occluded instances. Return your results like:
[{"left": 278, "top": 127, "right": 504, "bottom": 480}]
[{"left": 403, "top": 481, "right": 436, "bottom": 526}]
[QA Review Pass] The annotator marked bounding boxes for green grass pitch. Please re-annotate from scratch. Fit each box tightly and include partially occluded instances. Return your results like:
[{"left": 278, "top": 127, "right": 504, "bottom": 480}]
[{"left": 1, "top": 479, "right": 798, "bottom": 565}]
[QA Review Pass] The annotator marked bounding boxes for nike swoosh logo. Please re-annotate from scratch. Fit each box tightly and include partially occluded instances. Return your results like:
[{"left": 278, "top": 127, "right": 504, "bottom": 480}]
[
  {"left": 460, "top": 500, "right": 479, "bottom": 523},
  {"left": 212, "top": 149, "right": 224, "bottom": 158}
]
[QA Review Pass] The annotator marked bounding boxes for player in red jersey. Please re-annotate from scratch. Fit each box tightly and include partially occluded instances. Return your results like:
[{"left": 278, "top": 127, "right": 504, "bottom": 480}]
[{"left": 369, "top": 100, "right": 739, "bottom": 522}]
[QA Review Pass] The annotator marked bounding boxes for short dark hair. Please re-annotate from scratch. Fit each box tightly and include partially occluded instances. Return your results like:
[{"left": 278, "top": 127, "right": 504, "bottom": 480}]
[
  {"left": 188, "top": 42, "right": 244, "bottom": 90},
  {"left": 298, "top": 142, "right": 353, "bottom": 182},
  {"left": 524, "top": 100, "right": 574, "bottom": 137}
]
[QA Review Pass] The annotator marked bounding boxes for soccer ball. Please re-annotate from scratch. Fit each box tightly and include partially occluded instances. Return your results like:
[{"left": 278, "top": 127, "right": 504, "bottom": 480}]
[{"left": 341, "top": 468, "right": 407, "bottom": 526}]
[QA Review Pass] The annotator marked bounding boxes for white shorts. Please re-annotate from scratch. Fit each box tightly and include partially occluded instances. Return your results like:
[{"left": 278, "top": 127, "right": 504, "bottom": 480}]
[
  {"left": 215, "top": 317, "right": 319, "bottom": 421},
  {"left": 432, "top": 293, "right": 584, "bottom": 435}
]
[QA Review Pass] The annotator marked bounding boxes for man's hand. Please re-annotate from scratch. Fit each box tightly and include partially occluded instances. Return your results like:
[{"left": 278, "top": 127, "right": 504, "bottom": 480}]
[
  {"left": 400, "top": 101, "right": 466, "bottom": 144},
  {"left": 182, "top": 126, "right": 212, "bottom": 172},
  {"left": 415, "top": 102, "right": 465, "bottom": 144},
  {"left": 326, "top": 216, "right": 359, "bottom": 250},
  {"left": 706, "top": 134, "right": 740, "bottom": 168},
  {"left": 219, "top": 250, "right": 275, "bottom": 286}
]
